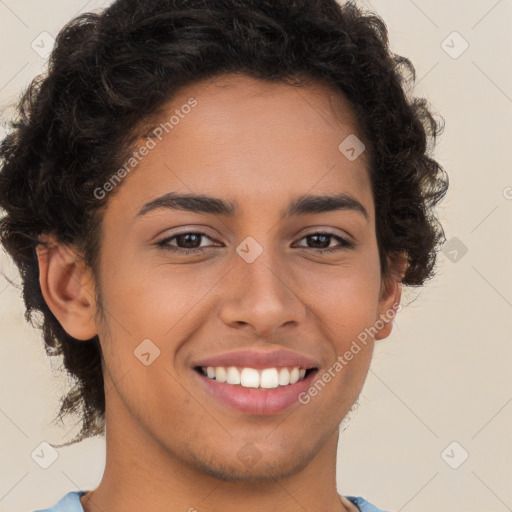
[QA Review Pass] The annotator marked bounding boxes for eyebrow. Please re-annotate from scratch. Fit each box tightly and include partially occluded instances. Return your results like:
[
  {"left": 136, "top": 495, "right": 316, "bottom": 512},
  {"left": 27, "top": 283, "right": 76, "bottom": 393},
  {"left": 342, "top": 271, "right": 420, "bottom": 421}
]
[{"left": 136, "top": 192, "right": 369, "bottom": 221}]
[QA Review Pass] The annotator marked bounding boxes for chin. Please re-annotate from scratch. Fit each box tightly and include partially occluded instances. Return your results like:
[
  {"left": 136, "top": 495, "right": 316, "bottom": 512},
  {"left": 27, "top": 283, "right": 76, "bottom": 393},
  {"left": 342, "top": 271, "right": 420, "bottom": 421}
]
[{"left": 183, "top": 442, "right": 317, "bottom": 483}]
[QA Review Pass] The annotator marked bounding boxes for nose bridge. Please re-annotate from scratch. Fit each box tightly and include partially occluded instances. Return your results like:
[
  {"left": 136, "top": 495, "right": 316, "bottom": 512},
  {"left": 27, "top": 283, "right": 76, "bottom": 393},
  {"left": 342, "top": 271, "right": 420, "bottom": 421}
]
[
  {"left": 218, "top": 237, "right": 306, "bottom": 335},
  {"left": 240, "top": 244, "right": 287, "bottom": 298}
]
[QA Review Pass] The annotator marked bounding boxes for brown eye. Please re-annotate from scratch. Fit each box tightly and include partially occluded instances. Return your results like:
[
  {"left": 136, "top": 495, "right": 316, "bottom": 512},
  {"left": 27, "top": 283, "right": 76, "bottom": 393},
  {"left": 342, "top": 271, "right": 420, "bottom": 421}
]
[
  {"left": 294, "top": 232, "right": 355, "bottom": 253},
  {"left": 173, "top": 233, "right": 204, "bottom": 249},
  {"left": 156, "top": 232, "right": 219, "bottom": 254}
]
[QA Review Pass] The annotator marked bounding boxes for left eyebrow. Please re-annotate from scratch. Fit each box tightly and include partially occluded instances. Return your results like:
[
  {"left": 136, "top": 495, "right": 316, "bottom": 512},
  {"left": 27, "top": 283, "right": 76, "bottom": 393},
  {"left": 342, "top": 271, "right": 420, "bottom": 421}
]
[
  {"left": 136, "top": 192, "right": 369, "bottom": 221},
  {"left": 284, "top": 193, "right": 369, "bottom": 221}
]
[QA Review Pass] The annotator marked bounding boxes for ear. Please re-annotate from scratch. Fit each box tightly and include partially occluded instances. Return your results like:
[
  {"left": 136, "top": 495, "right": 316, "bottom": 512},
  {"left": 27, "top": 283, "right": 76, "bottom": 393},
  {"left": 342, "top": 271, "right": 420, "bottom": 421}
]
[
  {"left": 374, "top": 251, "right": 407, "bottom": 341},
  {"left": 36, "top": 234, "right": 99, "bottom": 341}
]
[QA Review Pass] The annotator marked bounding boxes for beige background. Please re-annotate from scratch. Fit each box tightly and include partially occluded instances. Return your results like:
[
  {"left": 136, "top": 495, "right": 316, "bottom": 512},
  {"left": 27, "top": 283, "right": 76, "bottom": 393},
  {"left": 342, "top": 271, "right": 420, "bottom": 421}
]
[{"left": 1, "top": 1, "right": 511, "bottom": 511}]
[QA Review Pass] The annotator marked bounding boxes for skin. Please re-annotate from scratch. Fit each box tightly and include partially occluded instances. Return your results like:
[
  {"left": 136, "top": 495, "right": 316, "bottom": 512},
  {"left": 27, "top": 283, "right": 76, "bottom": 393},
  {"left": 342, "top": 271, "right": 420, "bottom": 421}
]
[{"left": 37, "top": 73, "right": 405, "bottom": 512}]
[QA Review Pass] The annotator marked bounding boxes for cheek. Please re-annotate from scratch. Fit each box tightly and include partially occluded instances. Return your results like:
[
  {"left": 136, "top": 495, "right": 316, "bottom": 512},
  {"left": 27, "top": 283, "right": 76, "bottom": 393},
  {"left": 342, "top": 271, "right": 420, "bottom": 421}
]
[
  {"left": 294, "top": 253, "right": 382, "bottom": 392},
  {"left": 96, "top": 257, "right": 222, "bottom": 393},
  {"left": 98, "top": 253, "right": 203, "bottom": 335},
  {"left": 296, "top": 253, "right": 382, "bottom": 329}
]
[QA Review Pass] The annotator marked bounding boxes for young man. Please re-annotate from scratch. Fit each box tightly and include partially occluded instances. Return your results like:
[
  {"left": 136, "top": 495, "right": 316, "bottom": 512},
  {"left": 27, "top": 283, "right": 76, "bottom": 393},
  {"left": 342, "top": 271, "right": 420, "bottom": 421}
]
[{"left": 0, "top": 1, "right": 447, "bottom": 511}]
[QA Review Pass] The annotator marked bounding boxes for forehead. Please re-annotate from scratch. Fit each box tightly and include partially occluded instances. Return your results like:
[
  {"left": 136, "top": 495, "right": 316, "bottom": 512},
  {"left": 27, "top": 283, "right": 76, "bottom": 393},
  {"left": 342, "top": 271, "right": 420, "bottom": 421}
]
[{"left": 106, "top": 73, "right": 373, "bottom": 221}]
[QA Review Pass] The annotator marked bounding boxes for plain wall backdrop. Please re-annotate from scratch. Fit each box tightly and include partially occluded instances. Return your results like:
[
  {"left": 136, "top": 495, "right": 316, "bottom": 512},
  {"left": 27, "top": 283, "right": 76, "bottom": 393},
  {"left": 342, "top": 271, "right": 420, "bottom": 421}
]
[{"left": 0, "top": 1, "right": 511, "bottom": 511}]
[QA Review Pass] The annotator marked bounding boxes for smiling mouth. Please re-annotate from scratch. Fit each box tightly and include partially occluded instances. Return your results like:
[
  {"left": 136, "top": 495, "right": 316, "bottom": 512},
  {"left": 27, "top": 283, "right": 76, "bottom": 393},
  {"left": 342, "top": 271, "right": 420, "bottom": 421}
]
[{"left": 195, "top": 365, "right": 318, "bottom": 390}]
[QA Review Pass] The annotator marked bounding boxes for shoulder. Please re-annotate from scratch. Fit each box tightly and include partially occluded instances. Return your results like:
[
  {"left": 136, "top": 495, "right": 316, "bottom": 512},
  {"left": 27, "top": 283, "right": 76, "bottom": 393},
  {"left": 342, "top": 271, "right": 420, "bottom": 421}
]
[
  {"left": 31, "top": 491, "right": 86, "bottom": 512},
  {"left": 344, "top": 495, "right": 392, "bottom": 512}
]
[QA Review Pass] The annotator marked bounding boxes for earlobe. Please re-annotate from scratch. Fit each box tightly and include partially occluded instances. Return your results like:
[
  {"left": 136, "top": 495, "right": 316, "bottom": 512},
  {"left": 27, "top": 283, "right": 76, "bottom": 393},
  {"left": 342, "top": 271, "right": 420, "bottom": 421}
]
[
  {"left": 374, "top": 251, "right": 407, "bottom": 341},
  {"left": 36, "top": 235, "right": 98, "bottom": 341}
]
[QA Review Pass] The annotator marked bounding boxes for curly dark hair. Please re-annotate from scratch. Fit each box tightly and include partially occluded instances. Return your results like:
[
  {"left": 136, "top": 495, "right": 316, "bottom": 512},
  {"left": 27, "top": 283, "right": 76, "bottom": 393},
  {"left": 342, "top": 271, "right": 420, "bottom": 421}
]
[{"left": 0, "top": 0, "right": 448, "bottom": 446}]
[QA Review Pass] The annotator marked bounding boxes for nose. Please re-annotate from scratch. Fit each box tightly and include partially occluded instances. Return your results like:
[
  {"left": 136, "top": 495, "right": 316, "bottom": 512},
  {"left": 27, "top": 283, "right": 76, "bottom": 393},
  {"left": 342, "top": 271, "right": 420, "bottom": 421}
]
[{"left": 218, "top": 244, "right": 307, "bottom": 338}]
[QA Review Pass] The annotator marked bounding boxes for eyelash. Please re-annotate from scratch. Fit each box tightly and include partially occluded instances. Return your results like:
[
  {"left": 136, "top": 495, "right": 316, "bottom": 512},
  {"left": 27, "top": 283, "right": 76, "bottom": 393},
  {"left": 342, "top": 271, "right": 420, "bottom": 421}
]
[{"left": 155, "top": 231, "right": 355, "bottom": 255}]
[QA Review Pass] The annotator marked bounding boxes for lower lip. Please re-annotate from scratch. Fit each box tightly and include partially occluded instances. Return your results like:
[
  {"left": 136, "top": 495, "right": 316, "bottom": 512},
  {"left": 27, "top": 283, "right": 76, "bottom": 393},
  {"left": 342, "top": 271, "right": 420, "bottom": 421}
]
[{"left": 194, "top": 369, "right": 318, "bottom": 415}]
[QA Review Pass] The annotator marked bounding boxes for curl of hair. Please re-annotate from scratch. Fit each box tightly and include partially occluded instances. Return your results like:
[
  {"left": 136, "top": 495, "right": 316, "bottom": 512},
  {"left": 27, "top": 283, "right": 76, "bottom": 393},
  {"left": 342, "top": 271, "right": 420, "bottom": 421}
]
[{"left": 0, "top": 0, "right": 448, "bottom": 445}]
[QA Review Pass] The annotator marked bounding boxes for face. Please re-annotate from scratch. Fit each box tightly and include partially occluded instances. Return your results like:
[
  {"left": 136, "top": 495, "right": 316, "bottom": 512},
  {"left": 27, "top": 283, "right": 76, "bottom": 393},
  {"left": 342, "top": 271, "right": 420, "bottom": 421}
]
[{"left": 74, "top": 73, "right": 400, "bottom": 481}]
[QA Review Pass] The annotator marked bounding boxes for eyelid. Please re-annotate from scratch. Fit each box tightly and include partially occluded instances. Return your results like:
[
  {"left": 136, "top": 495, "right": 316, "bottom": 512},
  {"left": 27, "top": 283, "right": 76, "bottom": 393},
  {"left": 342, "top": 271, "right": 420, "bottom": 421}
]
[
  {"left": 297, "top": 226, "right": 355, "bottom": 243},
  {"left": 294, "top": 231, "right": 354, "bottom": 248},
  {"left": 153, "top": 225, "right": 222, "bottom": 243}
]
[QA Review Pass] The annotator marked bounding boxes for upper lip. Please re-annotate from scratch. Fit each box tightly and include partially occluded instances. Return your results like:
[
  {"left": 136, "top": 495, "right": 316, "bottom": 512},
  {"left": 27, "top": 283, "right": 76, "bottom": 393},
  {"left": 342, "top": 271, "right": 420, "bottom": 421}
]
[{"left": 192, "top": 348, "right": 320, "bottom": 370}]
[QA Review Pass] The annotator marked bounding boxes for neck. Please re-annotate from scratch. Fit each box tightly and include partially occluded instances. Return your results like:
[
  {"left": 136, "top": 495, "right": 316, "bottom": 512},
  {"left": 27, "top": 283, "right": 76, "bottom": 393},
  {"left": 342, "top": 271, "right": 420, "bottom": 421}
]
[{"left": 81, "top": 399, "right": 351, "bottom": 512}]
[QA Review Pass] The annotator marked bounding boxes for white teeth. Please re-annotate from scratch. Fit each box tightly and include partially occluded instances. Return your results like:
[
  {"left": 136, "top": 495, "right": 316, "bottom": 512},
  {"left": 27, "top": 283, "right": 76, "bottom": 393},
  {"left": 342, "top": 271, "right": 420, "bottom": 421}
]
[
  {"left": 289, "top": 367, "right": 300, "bottom": 384},
  {"left": 240, "top": 368, "right": 260, "bottom": 388},
  {"left": 201, "top": 365, "right": 310, "bottom": 389},
  {"left": 215, "top": 367, "right": 227, "bottom": 383},
  {"left": 226, "top": 366, "right": 241, "bottom": 385},
  {"left": 260, "top": 368, "right": 279, "bottom": 389},
  {"left": 278, "top": 367, "right": 290, "bottom": 386}
]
